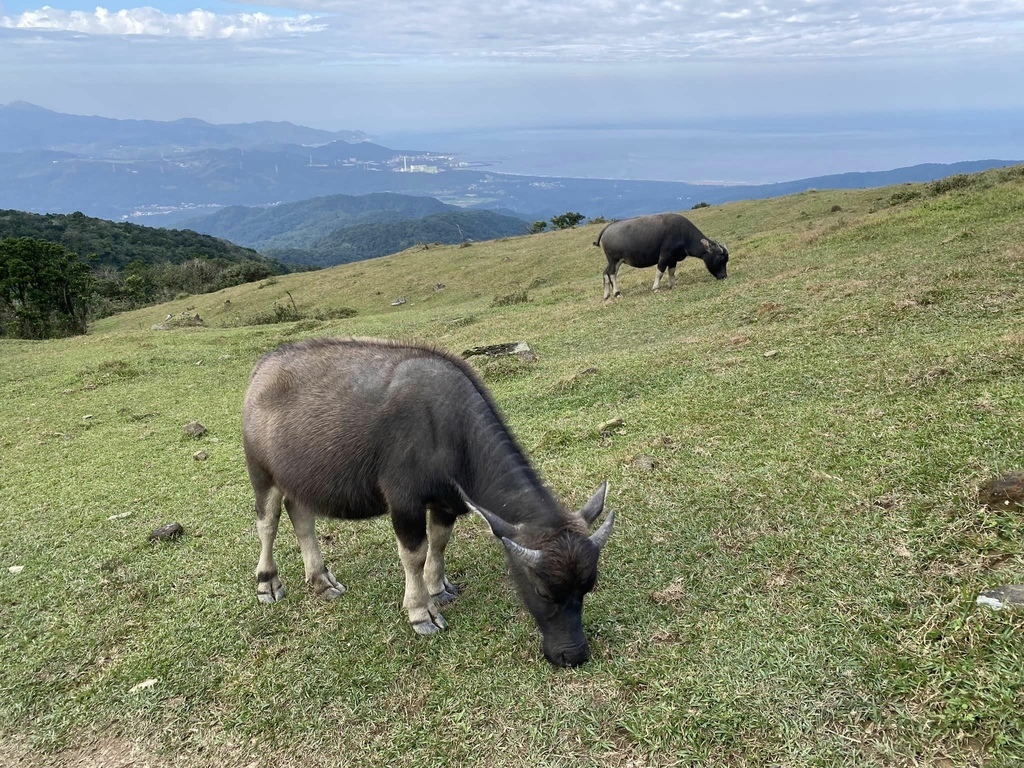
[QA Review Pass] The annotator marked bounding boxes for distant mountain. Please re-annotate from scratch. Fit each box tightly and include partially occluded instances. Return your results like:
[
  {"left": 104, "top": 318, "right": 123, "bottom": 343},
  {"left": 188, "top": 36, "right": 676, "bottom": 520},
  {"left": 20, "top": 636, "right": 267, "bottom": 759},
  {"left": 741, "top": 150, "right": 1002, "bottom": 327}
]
[
  {"left": 290, "top": 209, "right": 531, "bottom": 267},
  {"left": 182, "top": 192, "right": 453, "bottom": 251},
  {"left": 0, "top": 101, "right": 369, "bottom": 155},
  {"left": 0, "top": 208, "right": 268, "bottom": 270}
]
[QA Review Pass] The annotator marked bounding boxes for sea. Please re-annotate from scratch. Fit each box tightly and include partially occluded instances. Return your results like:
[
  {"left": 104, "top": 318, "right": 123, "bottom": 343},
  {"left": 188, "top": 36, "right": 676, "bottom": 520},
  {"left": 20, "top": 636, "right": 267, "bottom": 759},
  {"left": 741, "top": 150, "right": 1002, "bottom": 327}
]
[{"left": 375, "top": 109, "right": 1024, "bottom": 185}]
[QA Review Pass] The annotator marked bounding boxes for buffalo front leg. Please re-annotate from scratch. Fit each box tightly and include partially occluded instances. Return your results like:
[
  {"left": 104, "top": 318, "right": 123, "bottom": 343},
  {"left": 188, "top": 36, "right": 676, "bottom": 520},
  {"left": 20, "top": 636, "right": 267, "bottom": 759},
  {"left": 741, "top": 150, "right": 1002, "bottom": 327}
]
[
  {"left": 255, "top": 486, "right": 286, "bottom": 603},
  {"left": 425, "top": 506, "right": 459, "bottom": 606},
  {"left": 667, "top": 265, "right": 677, "bottom": 288},
  {"left": 393, "top": 509, "right": 447, "bottom": 635},
  {"left": 284, "top": 499, "right": 346, "bottom": 599}
]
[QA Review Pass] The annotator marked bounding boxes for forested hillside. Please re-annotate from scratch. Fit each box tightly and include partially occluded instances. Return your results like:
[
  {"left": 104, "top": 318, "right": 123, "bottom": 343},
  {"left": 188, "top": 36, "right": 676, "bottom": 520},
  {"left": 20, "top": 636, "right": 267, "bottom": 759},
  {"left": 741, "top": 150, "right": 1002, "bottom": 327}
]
[
  {"left": 0, "top": 209, "right": 284, "bottom": 325},
  {"left": 181, "top": 192, "right": 453, "bottom": 252}
]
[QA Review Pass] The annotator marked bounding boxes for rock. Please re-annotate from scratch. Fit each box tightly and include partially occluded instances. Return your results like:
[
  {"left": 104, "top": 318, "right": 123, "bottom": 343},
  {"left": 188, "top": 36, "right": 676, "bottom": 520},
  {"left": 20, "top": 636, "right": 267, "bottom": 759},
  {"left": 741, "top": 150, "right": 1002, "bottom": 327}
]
[
  {"left": 598, "top": 418, "right": 624, "bottom": 435},
  {"left": 632, "top": 455, "right": 656, "bottom": 471},
  {"left": 763, "top": 350, "right": 779, "bottom": 358},
  {"left": 153, "top": 311, "right": 204, "bottom": 331},
  {"left": 831, "top": 205, "right": 843, "bottom": 213},
  {"left": 183, "top": 421, "right": 206, "bottom": 438},
  {"left": 193, "top": 450, "right": 209, "bottom": 461},
  {"left": 976, "top": 585, "right": 1024, "bottom": 610},
  {"left": 462, "top": 341, "right": 533, "bottom": 359},
  {"left": 978, "top": 471, "right": 1024, "bottom": 511},
  {"left": 434, "top": 283, "right": 447, "bottom": 291},
  {"left": 391, "top": 298, "right": 406, "bottom": 306},
  {"left": 107, "top": 512, "right": 132, "bottom": 521},
  {"left": 8, "top": 565, "right": 24, "bottom": 574},
  {"left": 129, "top": 678, "right": 159, "bottom": 693},
  {"left": 150, "top": 522, "right": 184, "bottom": 542}
]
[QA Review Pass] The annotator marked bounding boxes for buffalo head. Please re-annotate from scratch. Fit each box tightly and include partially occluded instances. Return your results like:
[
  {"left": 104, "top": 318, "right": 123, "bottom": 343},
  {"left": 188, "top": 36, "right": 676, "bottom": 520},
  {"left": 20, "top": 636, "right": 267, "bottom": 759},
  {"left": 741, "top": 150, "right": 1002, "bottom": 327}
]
[
  {"left": 463, "top": 483, "right": 614, "bottom": 667},
  {"left": 695, "top": 238, "right": 729, "bottom": 280}
]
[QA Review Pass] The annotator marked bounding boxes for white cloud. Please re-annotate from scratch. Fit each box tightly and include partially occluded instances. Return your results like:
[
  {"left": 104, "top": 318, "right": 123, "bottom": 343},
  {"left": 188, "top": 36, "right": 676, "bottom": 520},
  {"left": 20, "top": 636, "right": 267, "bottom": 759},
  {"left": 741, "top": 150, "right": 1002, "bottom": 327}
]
[
  {"left": 1, "top": 0, "right": 1023, "bottom": 57},
  {"left": 0, "top": 6, "right": 326, "bottom": 39}
]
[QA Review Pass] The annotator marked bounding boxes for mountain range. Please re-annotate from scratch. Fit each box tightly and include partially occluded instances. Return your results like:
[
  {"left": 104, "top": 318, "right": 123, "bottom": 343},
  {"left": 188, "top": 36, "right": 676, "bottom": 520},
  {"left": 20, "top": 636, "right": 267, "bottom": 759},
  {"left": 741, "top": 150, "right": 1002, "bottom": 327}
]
[{"left": 1, "top": 102, "right": 1020, "bottom": 228}]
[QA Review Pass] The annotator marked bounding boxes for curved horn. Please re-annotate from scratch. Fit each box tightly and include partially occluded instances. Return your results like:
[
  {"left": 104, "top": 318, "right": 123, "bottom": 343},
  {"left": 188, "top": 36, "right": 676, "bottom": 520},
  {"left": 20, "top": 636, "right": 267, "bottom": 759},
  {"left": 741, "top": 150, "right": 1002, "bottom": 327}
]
[
  {"left": 457, "top": 486, "right": 518, "bottom": 540},
  {"left": 502, "top": 537, "right": 542, "bottom": 570},
  {"left": 588, "top": 509, "right": 615, "bottom": 551},
  {"left": 579, "top": 481, "right": 608, "bottom": 526}
]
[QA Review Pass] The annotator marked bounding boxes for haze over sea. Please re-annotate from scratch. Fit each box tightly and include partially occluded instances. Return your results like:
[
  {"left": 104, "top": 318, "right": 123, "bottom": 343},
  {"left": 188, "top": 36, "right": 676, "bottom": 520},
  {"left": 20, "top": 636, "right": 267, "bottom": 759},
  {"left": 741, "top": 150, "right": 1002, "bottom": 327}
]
[{"left": 377, "top": 109, "right": 1024, "bottom": 185}]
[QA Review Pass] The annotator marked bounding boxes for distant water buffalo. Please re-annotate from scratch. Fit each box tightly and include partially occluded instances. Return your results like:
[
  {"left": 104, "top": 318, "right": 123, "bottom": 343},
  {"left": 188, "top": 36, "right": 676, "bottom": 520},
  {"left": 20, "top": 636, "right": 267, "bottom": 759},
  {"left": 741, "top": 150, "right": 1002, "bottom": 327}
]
[
  {"left": 595, "top": 213, "right": 729, "bottom": 299},
  {"left": 242, "top": 338, "right": 614, "bottom": 667}
]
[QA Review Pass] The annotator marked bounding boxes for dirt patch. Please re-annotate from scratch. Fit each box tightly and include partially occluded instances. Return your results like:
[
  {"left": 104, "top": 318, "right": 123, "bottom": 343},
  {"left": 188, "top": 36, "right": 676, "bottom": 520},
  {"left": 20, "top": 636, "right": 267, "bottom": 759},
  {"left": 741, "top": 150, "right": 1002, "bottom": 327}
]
[{"left": 651, "top": 579, "right": 687, "bottom": 606}]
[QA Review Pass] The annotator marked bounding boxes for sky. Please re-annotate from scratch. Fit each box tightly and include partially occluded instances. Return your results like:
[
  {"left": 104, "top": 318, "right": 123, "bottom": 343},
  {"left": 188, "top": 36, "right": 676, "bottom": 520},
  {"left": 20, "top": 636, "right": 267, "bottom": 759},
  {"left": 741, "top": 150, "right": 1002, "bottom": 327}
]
[{"left": 1, "top": 1, "right": 1024, "bottom": 134}]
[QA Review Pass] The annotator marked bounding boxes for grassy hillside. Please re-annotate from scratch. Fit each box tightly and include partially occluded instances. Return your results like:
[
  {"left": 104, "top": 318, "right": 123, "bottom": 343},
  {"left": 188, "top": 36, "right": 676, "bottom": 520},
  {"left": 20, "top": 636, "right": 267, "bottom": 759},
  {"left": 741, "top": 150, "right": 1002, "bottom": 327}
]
[{"left": 3, "top": 166, "right": 1024, "bottom": 767}]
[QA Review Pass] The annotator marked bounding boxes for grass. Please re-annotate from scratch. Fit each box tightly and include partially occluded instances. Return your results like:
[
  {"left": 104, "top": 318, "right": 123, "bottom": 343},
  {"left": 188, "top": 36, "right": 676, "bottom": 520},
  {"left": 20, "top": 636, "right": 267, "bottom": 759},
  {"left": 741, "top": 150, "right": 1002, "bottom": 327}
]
[{"left": 3, "top": 166, "right": 1024, "bottom": 766}]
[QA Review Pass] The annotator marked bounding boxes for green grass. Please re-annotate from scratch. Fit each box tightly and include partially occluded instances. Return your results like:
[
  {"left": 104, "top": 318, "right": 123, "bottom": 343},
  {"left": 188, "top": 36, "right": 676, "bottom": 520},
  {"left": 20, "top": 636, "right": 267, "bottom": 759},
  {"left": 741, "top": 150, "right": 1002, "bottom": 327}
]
[{"left": 3, "top": 166, "right": 1024, "bottom": 766}]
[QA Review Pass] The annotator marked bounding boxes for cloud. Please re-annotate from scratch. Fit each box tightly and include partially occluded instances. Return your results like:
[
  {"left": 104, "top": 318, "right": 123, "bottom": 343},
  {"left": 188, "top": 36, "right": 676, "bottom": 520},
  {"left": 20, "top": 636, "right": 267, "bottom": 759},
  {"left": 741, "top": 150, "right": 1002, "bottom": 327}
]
[
  {"left": 215, "top": 0, "right": 1024, "bottom": 60},
  {"left": 0, "top": 6, "right": 326, "bottom": 39},
  {"left": 2, "top": 0, "right": 1023, "bottom": 58}
]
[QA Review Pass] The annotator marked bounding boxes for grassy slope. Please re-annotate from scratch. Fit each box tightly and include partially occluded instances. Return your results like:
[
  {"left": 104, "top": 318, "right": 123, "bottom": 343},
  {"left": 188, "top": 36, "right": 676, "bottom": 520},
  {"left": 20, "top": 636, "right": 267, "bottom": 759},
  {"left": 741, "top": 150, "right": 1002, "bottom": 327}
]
[{"left": 3, "top": 168, "right": 1024, "bottom": 767}]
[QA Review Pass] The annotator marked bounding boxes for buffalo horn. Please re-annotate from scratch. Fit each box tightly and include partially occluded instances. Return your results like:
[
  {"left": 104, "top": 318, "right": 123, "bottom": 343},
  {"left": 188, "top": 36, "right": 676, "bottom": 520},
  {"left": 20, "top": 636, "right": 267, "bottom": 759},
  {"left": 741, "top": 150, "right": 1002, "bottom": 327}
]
[
  {"left": 579, "top": 481, "right": 608, "bottom": 525},
  {"left": 458, "top": 487, "right": 519, "bottom": 540},
  {"left": 588, "top": 509, "right": 615, "bottom": 551},
  {"left": 502, "top": 537, "right": 543, "bottom": 569}
]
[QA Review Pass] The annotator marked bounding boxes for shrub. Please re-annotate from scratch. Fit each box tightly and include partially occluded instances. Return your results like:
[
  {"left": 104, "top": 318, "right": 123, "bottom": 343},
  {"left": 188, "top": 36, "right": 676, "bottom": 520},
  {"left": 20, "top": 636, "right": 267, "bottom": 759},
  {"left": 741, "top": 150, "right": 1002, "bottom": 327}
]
[
  {"left": 491, "top": 290, "right": 530, "bottom": 307},
  {"left": 691, "top": 201, "right": 710, "bottom": 209},
  {"left": 930, "top": 174, "right": 974, "bottom": 195},
  {"left": 889, "top": 189, "right": 922, "bottom": 206}
]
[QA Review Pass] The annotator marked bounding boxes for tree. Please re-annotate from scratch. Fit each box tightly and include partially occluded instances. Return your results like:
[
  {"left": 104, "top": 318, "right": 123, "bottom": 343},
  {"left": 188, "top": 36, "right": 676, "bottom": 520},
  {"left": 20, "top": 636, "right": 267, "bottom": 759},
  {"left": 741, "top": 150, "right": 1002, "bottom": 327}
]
[
  {"left": 0, "top": 237, "right": 93, "bottom": 339},
  {"left": 550, "top": 212, "right": 585, "bottom": 230},
  {"left": 529, "top": 221, "right": 548, "bottom": 234}
]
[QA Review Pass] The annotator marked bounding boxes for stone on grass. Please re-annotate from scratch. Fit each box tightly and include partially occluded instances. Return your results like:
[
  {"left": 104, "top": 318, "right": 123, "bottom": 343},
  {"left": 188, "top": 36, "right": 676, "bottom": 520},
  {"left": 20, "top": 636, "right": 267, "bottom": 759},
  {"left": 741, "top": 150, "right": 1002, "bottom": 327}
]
[
  {"left": 598, "top": 418, "right": 624, "bottom": 435},
  {"left": 8, "top": 565, "right": 24, "bottom": 574},
  {"left": 978, "top": 471, "right": 1024, "bottom": 512},
  {"left": 461, "top": 341, "right": 533, "bottom": 359},
  {"left": 183, "top": 421, "right": 206, "bottom": 438},
  {"left": 150, "top": 522, "right": 184, "bottom": 542},
  {"left": 632, "top": 455, "right": 656, "bottom": 472},
  {"left": 976, "top": 585, "right": 1024, "bottom": 611},
  {"left": 193, "top": 450, "right": 209, "bottom": 461}
]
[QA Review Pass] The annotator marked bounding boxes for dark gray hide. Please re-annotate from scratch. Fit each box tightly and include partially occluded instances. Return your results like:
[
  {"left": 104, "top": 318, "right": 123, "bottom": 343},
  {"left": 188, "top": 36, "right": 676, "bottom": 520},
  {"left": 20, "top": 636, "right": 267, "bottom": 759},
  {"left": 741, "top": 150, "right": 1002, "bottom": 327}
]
[
  {"left": 595, "top": 212, "right": 729, "bottom": 299},
  {"left": 242, "top": 338, "right": 614, "bottom": 667}
]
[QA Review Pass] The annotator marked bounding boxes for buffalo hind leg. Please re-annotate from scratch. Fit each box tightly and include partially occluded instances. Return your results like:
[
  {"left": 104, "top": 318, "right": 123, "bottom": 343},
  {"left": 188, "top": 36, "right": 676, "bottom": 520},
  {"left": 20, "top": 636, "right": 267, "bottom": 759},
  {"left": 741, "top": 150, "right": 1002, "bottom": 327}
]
[
  {"left": 603, "top": 260, "right": 623, "bottom": 300},
  {"left": 425, "top": 506, "right": 458, "bottom": 606},
  {"left": 392, "top": 508, "right": 447, "bottom": 635},
  {"left": 285, "top": 498, "right": 345, "bottom": 599},
  {"left": 255, "top": 485, "right": 286, "bottom": 603}
]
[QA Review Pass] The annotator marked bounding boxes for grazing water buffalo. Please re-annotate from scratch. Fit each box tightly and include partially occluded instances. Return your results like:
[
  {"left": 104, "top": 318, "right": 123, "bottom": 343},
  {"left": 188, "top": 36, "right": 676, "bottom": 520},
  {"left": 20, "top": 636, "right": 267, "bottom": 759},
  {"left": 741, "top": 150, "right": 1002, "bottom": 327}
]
[
  {"left": 595, "top": 213, "right": 729, "bottom": 299},
  {"left": 242, "top": 338, "right": 614, "bottom": 667}
]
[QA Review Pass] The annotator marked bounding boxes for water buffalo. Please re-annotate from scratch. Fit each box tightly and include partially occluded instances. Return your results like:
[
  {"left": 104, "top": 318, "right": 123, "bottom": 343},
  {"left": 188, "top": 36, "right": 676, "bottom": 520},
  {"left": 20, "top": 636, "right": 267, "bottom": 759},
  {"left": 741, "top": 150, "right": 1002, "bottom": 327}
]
[
  {"left": 595, "top": 213, "right": 729, "bottom": 299},
  {"left": 242, "top": 338, "right": 614, "bottom": 667}
]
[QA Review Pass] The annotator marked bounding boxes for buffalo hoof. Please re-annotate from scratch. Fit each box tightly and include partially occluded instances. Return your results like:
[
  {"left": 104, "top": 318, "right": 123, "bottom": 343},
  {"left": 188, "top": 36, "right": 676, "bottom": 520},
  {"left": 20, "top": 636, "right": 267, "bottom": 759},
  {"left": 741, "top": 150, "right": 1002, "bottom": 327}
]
[
  {"left": 412, "top": 613, "right": 448, "bottom": 635},
  {"left": 614, "top": 292, "right": 623, "bottom": 299},
  {"left": 431, "top": 578, "right": 459, "bottom": 606},
  {"left": 311, "top": 569, "right": 346, "bottom": 600},
  {"left": 257, "top": 581, "right": 286, "bottom": 604}
]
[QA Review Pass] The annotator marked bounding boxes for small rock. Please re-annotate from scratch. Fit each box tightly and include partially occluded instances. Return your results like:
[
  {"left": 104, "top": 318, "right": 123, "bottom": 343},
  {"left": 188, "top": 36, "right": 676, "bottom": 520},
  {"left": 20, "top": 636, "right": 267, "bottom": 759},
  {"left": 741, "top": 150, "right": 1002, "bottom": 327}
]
[
  {"left": 83, "top": 414, "right": 93, "bottom": 420},
  {"left": 598, "top": 418, "right": 624, "bottom": 435},
  {"left": 193, "top": 450, "right": 209, "bottom": 461},
  {"left": 462, "top": 341, "right": 533, "bottom": 359},
  {"left": 632, "top": 455, "right": 656, "bottom": 471},
  {"left": 434, "top": 283, "right": 447, "bottom": 291},
  {"left": 978, "top": 471, "right": 1024, "bottom": 512},
  {"left": 183, "top": 421, "right": 207, "bottom": 438},
  {"left": 831, "top": 205, "right": 843, "bottom": 213},
  {"left": 129, "top": 678, "right": 159, "bottom": 693},
  {"left": 107, "top": 512, "right": 133, "bottom": 521},
  {"left": 517, "top": 350, "right": 539, "bottom": 363},
  {"left": 8, "top": 565, "right": 24, "bottom": 574},
  {"left": 391, "top": 298, "right": 406, "bottom": 306},
  {"left": 763, "top": 350, "right": 779, "bottom": 358},
  {"left": 651, "top": 435, "right": 674, "bottom": 448},
  {"left": 150, "top": 522, "right": 184, "bottom": 542},
  {"left": 976, "top": 585, "right": 1024, "bottom": 611}
]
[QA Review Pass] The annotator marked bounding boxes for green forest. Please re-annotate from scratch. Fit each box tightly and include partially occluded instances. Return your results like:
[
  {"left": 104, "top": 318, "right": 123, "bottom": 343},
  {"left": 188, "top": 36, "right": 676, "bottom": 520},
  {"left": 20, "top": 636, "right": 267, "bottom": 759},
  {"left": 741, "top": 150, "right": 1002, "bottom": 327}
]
[{"left": 0, "top": 210, "right": 284, "bottom": 336}]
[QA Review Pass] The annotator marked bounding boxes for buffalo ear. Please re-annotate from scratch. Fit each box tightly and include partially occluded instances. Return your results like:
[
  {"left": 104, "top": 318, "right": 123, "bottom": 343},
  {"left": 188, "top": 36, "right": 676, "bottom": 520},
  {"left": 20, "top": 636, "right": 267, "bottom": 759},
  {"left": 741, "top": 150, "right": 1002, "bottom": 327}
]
[
  {"left": 457, "top": 486, "right": 518, "bottom": 540},
  {"left": 579, "top": 481, "right": 608, "bottom": 526},
  {"left": 700, "top": 238, "right": 711, "bottom": 248}
]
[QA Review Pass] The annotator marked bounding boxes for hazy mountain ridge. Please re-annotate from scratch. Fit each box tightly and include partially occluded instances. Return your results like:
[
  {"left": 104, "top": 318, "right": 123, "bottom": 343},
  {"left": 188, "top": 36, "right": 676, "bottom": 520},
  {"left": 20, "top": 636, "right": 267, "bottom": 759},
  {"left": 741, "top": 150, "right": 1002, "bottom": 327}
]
[{"left": 0, "top": 101, "right": 368, "bottom": 154}]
